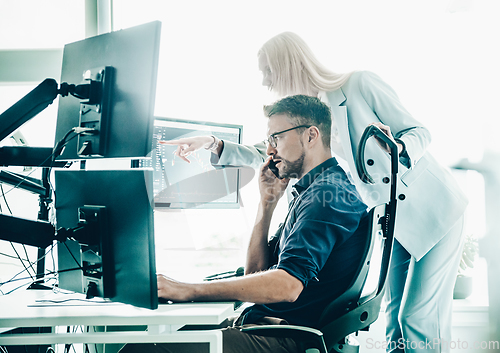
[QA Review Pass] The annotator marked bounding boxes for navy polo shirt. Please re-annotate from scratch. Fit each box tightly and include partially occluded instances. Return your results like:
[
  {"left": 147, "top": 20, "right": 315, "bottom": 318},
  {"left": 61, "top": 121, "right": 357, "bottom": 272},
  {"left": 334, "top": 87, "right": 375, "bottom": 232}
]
[{"left": 241, "top": 157, "right": 370, "bottom": 328}]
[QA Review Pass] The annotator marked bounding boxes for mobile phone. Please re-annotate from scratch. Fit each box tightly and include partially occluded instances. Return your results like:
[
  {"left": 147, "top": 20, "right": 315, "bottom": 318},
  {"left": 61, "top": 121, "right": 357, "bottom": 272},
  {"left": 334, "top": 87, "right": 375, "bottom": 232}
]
[{"left": 268, "top": 160, "right": 282, "bottom": 179}]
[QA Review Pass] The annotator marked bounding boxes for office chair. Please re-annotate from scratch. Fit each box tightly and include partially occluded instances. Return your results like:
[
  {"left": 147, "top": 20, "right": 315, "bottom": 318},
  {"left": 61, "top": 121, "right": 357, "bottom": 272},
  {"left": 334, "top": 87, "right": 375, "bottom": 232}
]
[{"left": 241, "top": 125, "right": 398, "bottom": 353}]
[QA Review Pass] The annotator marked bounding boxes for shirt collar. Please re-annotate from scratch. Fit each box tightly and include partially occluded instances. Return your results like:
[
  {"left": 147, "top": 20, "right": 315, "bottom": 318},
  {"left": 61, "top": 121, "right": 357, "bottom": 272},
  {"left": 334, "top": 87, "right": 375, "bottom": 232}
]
[{"left": 292, "top": 157, "right": 339, "bottom": 196}]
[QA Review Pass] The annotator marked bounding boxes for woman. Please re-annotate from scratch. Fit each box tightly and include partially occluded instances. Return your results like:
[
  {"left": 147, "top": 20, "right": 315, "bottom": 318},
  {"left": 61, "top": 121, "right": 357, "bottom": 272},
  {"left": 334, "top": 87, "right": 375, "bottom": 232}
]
[{"left": 164, "top": 32, "right": 468, "bottom": 353}]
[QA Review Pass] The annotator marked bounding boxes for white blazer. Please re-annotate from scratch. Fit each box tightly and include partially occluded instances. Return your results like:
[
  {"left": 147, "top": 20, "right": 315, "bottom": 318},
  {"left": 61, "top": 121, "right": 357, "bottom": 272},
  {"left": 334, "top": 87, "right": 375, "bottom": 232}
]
[{"left": 217, "top": 71, "right": 468, "bottom": 261}]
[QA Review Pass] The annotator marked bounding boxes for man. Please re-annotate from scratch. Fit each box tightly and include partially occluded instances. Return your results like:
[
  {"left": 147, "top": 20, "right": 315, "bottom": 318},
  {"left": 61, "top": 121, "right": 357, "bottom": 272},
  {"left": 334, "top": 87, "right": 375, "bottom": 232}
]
[{"left": 121, "top": 95, "right": 370, "bottom": 353}]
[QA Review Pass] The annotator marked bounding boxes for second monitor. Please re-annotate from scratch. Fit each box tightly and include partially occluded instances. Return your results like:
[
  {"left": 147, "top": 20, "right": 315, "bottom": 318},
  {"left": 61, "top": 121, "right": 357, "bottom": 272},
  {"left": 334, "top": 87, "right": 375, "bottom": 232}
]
[
  {"left": 55, "top": 169, "right": 157, "bottom": 309},
  {"left": 139, "top": 117, "right": 243, "bottom": 209}
]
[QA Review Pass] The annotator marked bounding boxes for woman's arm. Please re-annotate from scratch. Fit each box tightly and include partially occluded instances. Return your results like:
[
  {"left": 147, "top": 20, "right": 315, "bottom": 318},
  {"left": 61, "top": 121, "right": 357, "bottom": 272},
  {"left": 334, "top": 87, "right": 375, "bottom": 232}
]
[
  {"left": 161, "top": 136, "right": 267, "bottom": 169},
  {"left": 213, "top": 140, "right": 267, "bottom": 169},
  {"left": 358, "top": 71, "right": 432, "bottom": 166}
]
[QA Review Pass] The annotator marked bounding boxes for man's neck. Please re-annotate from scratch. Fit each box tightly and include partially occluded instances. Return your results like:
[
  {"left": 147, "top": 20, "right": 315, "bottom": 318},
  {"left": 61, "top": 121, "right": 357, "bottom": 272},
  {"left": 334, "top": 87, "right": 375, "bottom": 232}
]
[{"left": 299, "top": 150, "right": 332, "bottom": 179}]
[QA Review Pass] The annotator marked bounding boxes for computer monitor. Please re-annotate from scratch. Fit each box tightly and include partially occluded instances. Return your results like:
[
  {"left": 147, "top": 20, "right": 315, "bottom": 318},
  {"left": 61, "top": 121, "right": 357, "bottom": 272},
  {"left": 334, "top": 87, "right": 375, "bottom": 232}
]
[
  {"left": 54, "top": 21, "right": 161, "bottom": 160},
  {"left": 139, "top": 117, "right": 244, "bottom": 209},
  {"left": 54, "top": 169, "right": 157, "bottom": 309}
]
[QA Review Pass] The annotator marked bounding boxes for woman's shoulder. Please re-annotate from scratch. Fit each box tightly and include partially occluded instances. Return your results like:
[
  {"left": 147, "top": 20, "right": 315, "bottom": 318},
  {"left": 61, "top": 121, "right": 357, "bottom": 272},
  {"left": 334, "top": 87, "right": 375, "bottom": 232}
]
[
  {"left": 341, "top": 70, "right": 391, "bottom": 100},
  {"left": 346, "top": 70, "right": 383, "bottom": 87}
]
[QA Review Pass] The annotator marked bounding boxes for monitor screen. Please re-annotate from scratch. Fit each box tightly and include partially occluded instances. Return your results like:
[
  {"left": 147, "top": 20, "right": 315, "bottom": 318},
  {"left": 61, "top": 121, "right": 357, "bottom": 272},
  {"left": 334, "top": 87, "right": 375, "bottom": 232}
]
[
  {"left": 139, "top": 117, "right": 243, "bottom": 209},
  {"left": 54, "top": 21, "right": 161, "bottom": 160},
  {"left": 54, "top": 169, "right": 157, "bottom": 310}
]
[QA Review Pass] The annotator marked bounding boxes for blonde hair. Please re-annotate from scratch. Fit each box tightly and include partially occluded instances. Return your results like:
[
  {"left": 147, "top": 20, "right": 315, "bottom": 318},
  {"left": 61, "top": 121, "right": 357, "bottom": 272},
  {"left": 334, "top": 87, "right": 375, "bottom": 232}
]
[{"left": 259, "top": 32, "right": 354, "bottom": 97}]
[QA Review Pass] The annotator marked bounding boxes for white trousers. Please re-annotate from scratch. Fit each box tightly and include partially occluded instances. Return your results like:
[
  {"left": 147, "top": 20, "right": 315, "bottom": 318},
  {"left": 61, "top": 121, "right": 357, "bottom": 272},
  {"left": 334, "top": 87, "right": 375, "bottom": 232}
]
[{"left": 385, "top": 216, "right": 465, "bottom": 353}]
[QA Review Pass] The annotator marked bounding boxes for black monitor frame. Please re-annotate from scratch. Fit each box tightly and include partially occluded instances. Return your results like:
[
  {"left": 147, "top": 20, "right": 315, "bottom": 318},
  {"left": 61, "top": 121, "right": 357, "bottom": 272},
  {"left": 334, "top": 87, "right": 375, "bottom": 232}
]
[
  {"left": 55, "top": 169, "right": 157, "bottom": 310},
  {"left": 54, "top": 21, "right": 161, "bottom": 160}
]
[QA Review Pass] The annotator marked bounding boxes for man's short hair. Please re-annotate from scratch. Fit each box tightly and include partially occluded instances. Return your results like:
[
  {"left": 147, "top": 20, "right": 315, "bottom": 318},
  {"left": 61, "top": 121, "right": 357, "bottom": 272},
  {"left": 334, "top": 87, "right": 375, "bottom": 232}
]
[{"left": 264, "top": 95, "right": 332, "bottom": 148}]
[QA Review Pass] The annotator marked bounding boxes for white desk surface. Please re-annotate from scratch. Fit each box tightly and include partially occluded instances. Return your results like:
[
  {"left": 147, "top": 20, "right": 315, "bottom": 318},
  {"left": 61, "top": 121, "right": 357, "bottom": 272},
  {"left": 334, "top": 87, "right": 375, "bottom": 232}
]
[
  {"left": 0, "top": 287, "right": 241, "bottom": 353},
  {"left": 0, "top": 288, "right": 237, "bottom": 329}
]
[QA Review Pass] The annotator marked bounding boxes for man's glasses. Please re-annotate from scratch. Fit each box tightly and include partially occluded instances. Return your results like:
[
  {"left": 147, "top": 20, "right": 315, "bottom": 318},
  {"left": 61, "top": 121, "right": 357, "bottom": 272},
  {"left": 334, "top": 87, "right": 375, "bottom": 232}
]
[{"left": 265, "top": 125, "right": 311, "bottom": 148}]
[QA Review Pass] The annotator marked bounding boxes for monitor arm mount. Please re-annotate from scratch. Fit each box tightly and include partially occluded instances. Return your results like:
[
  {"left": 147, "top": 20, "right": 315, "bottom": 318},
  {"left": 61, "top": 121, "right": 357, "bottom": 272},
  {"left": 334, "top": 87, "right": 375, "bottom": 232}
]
[
  {"left": 0, "top": 205, "right": 105, "bottom": 255},
  {"left": 0, "top": 69, "right": 112, "bottom": 255},
  {"left": 1, "top": 204, "right": 106, "bottom": 293},
  {"left": 0, "top": 68, "right": 112, "bottom": 194},
  {"left": 0, "top": 66, "right": 112, "bottom": 168},
  {"left": 0, "top": 75, "right": 107, "bottom": 145}
]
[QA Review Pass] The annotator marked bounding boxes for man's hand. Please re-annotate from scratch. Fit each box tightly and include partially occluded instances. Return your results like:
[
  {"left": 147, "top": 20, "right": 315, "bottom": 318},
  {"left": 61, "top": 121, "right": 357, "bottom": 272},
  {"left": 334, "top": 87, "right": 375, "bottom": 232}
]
[
  {"left": 159, "top": 136, "right": 215, "bottom": 163},
  {"left": 259, "top": 157, "right": 289, "bottom": 208},
  {"left": 157, "top": 274, "right": 193, "bottom": 302}
]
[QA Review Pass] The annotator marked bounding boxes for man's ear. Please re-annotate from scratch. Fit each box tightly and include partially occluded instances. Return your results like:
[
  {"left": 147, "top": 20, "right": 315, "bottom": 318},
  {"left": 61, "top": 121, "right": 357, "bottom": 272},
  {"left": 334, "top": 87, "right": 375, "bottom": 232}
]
[{"left": 306, "top": 126, "right": 320, "bottom": 146}]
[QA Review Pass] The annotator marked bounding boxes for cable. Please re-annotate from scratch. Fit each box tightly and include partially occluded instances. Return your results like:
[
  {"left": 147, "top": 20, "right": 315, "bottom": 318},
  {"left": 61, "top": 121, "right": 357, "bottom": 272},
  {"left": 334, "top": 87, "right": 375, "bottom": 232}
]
[
  {"left": 62, "top": 241, "right": 85, "bottom": 271},
  {"left": 2, "top": 280, "right": 34, "bottom": 296},
  {"left": 0, "top": 162, "right": 48, "bottom": 199},
  {"left": 0, "top": 127, "right": 85, "bottom": 199},
  {"left": 1, "top": 174, "right": 35, "bottom": 282},
  {"left": 22, "top": 244, "right": 36, "bottom": 278},
  {"left": 0, "top": 183, "right": 13, "bottom": 214},
  {"left": 0, "top": 251, "right": 30, "bottom": 261},
  {"left": 0, "top": 128, "right": 85, "bottom": 295},
  {"left": 47, "top": 127, "right": 90, "bottom": 202},
  {"left": 1, "top": 267, "right": 65, "bottom": 287},
  {"left": 0, "top": 140, "right": 70, "bottom": 199},
  {"left": 0, "top": 243, "right": 56, "bottom": 293},
  {"left": 35, "top": 298, "right": 108, "bottom": 305},
  {"left": 50, "top": 238, "right": 56, "bottom": 277},
  {"left": 10, "top": 243, "right": 35, "bottom": 281},
  {"left": 0, "top": 127, "right": 99, "bottom": 299},
  {"left": 10, "top": 242, "right": 54, "bottom": 282},
  {"left": 1, "top": 263, "right": 100, "bottom": 291}
]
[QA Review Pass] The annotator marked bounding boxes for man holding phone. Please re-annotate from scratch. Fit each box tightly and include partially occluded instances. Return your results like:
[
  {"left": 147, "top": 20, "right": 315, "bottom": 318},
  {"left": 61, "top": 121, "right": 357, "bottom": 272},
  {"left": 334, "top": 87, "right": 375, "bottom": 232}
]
[{"left": 122, "top": 95, "right": 369, "bottom": 353}]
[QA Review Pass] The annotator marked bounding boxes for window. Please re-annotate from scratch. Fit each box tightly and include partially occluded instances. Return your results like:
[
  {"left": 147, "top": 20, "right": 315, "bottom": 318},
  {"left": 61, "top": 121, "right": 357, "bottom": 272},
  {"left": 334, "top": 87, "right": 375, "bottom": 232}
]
[{"left": 0, "top": 0, "right": 86, "bottom": 295}]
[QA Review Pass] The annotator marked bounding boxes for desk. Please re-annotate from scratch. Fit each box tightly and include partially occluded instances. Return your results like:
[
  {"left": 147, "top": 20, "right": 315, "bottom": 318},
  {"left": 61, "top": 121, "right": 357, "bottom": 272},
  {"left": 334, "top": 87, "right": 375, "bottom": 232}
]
[{"left": 0, "top": 289, "right": 240, "bottom": 353}]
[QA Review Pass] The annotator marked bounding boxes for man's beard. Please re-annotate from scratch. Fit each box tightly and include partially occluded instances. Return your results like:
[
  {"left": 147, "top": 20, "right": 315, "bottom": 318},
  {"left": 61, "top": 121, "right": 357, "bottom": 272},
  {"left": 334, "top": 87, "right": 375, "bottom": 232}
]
[{"left": 278, "top": 150, "right": 306, "bottom": 179}]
